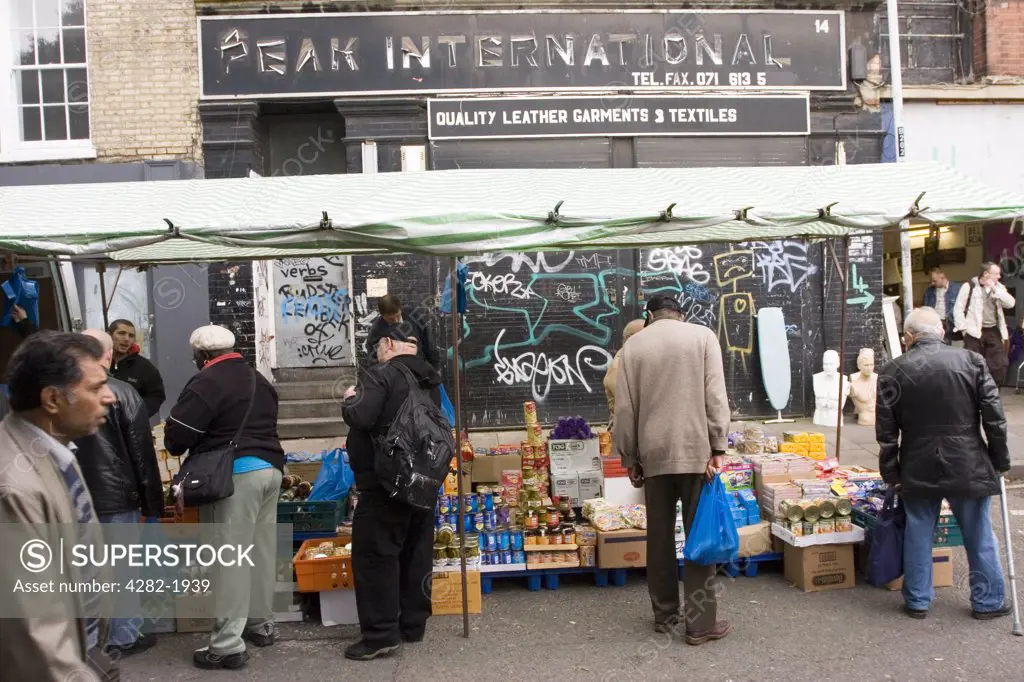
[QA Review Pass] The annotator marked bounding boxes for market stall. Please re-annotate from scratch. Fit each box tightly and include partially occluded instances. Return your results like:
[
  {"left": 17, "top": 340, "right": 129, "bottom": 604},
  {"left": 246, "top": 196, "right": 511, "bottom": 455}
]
[{"left": 2, "top": 161, "right": 1024, "bottom": 636}]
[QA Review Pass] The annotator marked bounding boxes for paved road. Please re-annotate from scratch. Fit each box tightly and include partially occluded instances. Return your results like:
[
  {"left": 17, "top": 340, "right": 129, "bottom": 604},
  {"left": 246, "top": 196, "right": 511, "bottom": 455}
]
[
  {"left": 124, "top": 490, "right": 1024, "bottom": 682},
  {"left": 122, "top": 390, "right": 1024, "bottom": 681}
]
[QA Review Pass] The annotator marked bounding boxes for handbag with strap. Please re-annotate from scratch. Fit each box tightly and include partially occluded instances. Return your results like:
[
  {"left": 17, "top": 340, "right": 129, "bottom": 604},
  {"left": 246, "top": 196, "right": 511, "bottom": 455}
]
[
  {"left": 173, "top": 370, "right": 257, "bottom": 507},
  {"left": 866, "top": 487, "right": 906, "bottom": 587}
]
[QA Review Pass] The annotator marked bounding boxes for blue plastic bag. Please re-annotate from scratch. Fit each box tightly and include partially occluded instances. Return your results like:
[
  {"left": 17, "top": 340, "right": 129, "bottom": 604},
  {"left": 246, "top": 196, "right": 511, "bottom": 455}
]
[
  {"left": 439, "top": 384, "right": 456, "bottom": 427},
  {"left": 866, "top": 487, "right": 905, "bottom": 587},
  {"left": 308, "top": 448, "right": 355, "bottom": 501},
  {"left": 683, "top": 476, "right": 740, "bottom": 565},
  {"left": 2, "top": 266, "right": 40, "bottom": 328}
]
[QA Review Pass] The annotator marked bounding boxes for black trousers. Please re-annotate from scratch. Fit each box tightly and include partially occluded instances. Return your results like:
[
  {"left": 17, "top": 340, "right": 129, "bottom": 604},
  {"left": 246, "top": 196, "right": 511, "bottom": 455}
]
[
  {"left": 644, "top": 474, "right": 718, "bottom": 634},
  {"left": 965, "top": 326, "right": 1009, "bottom": 385},
  {"left": 352, "top": 489, "right": 434, "bottom": 645}
]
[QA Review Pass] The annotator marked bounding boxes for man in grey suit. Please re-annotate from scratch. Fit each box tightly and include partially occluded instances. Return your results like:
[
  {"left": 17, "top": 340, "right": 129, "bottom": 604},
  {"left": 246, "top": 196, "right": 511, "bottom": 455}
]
[{"left": 0, "top": 331, "right": 118, "bottom": 681}]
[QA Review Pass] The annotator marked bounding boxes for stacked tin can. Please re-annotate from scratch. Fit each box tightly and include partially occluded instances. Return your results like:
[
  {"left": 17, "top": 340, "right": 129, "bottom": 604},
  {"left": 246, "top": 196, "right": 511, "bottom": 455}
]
[{"left": 435, "top": 487, "right": 526, "bottom": 567}]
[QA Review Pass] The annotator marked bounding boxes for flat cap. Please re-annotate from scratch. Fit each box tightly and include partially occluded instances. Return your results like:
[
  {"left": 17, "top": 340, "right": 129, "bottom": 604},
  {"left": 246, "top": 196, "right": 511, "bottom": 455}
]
[{"left": 189, "top": 325, "right": 235, "bottom": 351}]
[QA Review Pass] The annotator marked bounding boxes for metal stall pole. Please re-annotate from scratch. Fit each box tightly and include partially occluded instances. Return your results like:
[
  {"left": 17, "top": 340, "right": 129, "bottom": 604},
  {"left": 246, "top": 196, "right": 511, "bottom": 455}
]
[
  {"left": 885, "top": 0, "right": 914, "bottom": 319},
  {"left": 450, "top": 256, "right": 469, "bottom": 638},
  {"left": 835, "top": 236, "right": 851, "bottom": 462},
  {"left": 96, "top": 263, "right": 109, "bottom": 330}
]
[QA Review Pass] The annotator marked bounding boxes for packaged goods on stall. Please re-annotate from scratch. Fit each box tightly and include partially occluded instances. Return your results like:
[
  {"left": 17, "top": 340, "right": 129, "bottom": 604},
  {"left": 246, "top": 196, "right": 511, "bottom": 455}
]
[
  {"left": 599, "top": 431, "right": 612, "bottom": 457},
  {"left": 720, "top": 463, "right": 755, "bottom": 492},
  {"left": 578, "top": 545, "right": 597, "bottom": 567}
]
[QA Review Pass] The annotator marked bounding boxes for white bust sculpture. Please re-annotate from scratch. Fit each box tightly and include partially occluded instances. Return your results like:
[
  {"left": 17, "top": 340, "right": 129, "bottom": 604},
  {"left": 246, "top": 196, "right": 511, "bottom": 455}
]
[
  {"left": 813, "top": 349, "right": 851, "bottom": 427},
  {"left": 849, "top": 348, "right": 878, "bottom": 426}
]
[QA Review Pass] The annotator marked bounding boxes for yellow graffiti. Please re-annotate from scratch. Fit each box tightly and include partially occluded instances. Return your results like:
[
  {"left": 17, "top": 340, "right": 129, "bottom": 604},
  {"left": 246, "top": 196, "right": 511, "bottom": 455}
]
[
  {"left": 718, "top": 292, "right": 755, "bottom": 354},
  {"left": 713, "top": 250, "right": 755, "bottom": 288}
]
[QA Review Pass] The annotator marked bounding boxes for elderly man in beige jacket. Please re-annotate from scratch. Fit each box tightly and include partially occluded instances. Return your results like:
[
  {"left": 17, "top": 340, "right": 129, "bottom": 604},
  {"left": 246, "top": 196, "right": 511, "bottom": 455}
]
[
  {"left": 614, "top": 294, "right": 731, "bottom": 646},
  {"left": 0, "top": 331, "right": 119, "bottom": 681}
]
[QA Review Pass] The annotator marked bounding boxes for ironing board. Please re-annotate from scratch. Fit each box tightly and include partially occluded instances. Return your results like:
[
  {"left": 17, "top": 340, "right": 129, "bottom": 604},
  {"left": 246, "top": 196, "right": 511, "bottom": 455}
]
[{"left": 757, "top": 307, "right": 794, "bottom": 423}]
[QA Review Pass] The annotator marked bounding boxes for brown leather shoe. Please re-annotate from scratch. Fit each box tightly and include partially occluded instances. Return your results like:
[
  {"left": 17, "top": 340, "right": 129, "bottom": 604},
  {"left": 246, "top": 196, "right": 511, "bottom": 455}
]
[{"left": 685, "top": 620, "right": 731, "bottom": 646}]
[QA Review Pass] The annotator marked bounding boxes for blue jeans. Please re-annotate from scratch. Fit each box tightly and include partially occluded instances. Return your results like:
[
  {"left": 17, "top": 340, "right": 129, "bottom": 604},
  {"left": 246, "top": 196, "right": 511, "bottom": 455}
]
[
  {"left": 99, "top": 509, "right": 144, "bottom": 646},
  {"left": 902, "top": 495, "right": 1005, "bottom": 612}
]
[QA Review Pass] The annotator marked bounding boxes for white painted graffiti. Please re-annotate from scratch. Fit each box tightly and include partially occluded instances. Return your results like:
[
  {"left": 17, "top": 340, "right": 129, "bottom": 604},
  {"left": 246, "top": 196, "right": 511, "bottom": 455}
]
[
  {"left": 575, "top": 253, "right": 615, "bottom": 270},
  {"left": 555, "top": 283, "right": 583, "bottom": 303},
  {"left": 469, "top": 272, "right": 533, "bottom": 300},
  {"left": 492, "top": 329, "right": 612, "bottom": 402},
  {"left": 465, "top": 251, "right": 574, "bottom": 274},
  {"left": 646, "top": 246, "right": 710, "bottom": 285},
  {"left": 740, "top": 240, "right": 818, "bottom": 293}
]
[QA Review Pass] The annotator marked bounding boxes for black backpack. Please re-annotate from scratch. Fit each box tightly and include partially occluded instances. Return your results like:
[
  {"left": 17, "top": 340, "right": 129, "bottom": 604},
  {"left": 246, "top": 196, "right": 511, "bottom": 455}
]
[{"left": 373, "top": 362, "right": 455, "bottom": 509}]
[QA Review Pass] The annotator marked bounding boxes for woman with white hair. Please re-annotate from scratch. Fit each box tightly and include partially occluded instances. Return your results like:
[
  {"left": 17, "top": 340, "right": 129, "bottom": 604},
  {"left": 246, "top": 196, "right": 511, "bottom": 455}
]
[{"left": 164, "top": 325, "right": 284, "bottom": 671}]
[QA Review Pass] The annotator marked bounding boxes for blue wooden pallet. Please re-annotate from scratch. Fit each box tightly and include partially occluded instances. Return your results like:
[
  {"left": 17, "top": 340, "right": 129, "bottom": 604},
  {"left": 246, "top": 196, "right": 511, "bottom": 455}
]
[
  {"left": 480, "top": 566, "right": 631, "bottom": 593},
  {"left": 675, "top": 552, "right": 783, "bottom": 579}
]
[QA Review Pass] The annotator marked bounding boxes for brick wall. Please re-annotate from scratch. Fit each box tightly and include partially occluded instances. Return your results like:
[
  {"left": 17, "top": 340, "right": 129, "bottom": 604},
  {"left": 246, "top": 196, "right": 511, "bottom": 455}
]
[
  {"left": 974, "top": 0, "right": 1024, "bottom": 78},
  {"left": 87, "top": 0, "right": 201, "bottom": 162}
]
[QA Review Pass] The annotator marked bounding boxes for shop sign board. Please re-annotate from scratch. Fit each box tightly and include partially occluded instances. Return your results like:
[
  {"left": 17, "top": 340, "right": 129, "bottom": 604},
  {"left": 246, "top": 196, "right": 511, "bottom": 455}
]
[
  {"left": 198, "top": 10, "right": 847, "bottom": 99},
  {"left": 427, "top": 94, "right": 810, "bottom": 139}
]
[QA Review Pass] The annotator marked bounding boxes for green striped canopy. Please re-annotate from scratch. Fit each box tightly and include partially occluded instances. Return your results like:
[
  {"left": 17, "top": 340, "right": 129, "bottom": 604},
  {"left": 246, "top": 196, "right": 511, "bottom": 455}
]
[{"left": 1, "top": 162, "right": 1021, "bottom": 263}]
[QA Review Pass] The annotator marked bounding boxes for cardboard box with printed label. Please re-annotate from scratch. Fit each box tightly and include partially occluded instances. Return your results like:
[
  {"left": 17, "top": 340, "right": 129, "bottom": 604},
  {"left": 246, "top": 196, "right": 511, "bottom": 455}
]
[
  {"left": 784, "top": 543, "right": 855, "bottom": 592},
  {"left": 597, "top": 529, "right": 647, "bottom": 569},
  {"left": 883, "top": 547, "right": 954, "bottom": 591},
  {"left": 548, "top": 439, "right": 601, "bottom": 475},
  {"left": 431, "top": 569, "right": 482, "bottom": 615},
  {"left": 577, "top": 471, "right": 604, "bottom": 501},
  {"left": 469, "top": 454, "right": 516, "bottom": 484},
  {"left": 551, "top": 473, "right": 580, "bottom": 502}
]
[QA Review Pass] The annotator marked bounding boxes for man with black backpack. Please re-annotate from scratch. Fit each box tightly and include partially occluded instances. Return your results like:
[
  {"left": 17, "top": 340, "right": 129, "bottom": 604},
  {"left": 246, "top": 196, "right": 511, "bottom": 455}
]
[{"left": 341, "top": 326, "right": 446, "bottom": 661}]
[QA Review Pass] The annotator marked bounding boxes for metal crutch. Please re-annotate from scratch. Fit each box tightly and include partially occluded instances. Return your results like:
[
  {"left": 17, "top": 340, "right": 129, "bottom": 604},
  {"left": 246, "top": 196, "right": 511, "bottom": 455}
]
[{"left": 997, "top": 475, "right": 1023, "bottom": 636}]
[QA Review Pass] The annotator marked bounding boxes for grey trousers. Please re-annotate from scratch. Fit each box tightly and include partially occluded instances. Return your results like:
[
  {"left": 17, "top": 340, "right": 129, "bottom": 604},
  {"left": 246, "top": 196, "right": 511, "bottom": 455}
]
[
  {"left": 199, "top": 466, "right": 283, "bottom": 655},
  {"left": 644, "top": 473, "right": 718, "bottom": 634}
]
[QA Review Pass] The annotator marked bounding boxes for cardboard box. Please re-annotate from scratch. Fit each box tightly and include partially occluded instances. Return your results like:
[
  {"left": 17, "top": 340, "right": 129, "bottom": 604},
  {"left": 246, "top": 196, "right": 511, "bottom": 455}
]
[
  {"left": 577, "top": 471, "right": 604, "bottom": 500},
  {"left": 784, "top": 543, "right": 855, "bottom": 592},
  {"left": 885, "top": 548, "right": 954, "bottom": 591},
  {"left": 175, "top": 594, "right": 214, "bottom": 633},
  {"left": 771, "top": 522, "right": 866, "bottom": 548},
  {"left": 548, "top": 439, "right": 601, "bottom": 475},
  {"left": 286, "top": 462, "right": 322, "bottom": 483},
  {"left": 737, "top": 521, "right": 773, "bottom": 558},
  {"left": 470, "top": 454, "right": 519, "bottom": 484},
  {"left": 431, "top": 570, "right": 482, "bottom": 615},
  {"left": 597, "top": 529, "right": 647, "bottom": 569},
  {"left": 551, "top": 473, "right": 580, "bottom": 502}
]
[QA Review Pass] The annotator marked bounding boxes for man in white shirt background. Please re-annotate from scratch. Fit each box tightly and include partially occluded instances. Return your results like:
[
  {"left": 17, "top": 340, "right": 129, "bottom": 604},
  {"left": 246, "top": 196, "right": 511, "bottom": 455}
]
[{"left": 953, "top": 262, "right": 1016, "bottom": 385}]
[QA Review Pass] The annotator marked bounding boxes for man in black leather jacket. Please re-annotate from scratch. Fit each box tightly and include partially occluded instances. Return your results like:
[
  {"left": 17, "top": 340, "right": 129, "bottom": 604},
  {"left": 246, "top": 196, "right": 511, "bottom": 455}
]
[
  {"left": 876, "top": 307, "right": 1011, "bottom": 621},
  {"left": 74, "top": 329, "right": 163, "bottom": 656}
]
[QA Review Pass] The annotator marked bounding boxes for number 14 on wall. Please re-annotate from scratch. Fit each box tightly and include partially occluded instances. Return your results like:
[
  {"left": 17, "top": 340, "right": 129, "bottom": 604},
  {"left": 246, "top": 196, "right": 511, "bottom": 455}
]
[{"left": 815, "top": 19, "right": 830, "bottom": 33}]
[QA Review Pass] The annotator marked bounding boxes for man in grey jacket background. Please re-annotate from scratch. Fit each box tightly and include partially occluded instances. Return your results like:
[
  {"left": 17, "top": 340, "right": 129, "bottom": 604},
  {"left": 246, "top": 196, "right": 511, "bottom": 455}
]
[{"left": 614, "top": 295, "right": 732, "bottom": 646}]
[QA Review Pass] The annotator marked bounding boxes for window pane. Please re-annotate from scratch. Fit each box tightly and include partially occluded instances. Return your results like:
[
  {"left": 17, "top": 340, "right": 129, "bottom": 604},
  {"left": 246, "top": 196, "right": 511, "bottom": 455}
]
[
  {"left": 41, "top": 69, "right": 65, "bottom": 104},
  {"left": 15, "top": 30, "right": 36, "bottom": 66},
  {"left": 62, "top": 0, "right": 85, "bottom": 27},
  {"left": 69, "top": 104, "right": 89, "bottom": 139},
  {"left": 37, "top": 0, "right": 60, "bottom": 28},
  {"left": 36, "top": 27, "right": 62, "bottom": 65},
  {"left": 17, "top": 70, "right": 40, "bottom": 105},
  {"left": 43, "top": 105, "right": 68, "bottom": 141},
  {"left": 62, "top": 27, "right": 85, "bottom": 63},
  {"left": 12, "top": 0, "right": 35, "bottom": 30},
  {"left": 20, "top": 106, "right": 43, "bottom": 142},
  {"left": 66, "top": 68, "right": 88, "bottom": 103}
]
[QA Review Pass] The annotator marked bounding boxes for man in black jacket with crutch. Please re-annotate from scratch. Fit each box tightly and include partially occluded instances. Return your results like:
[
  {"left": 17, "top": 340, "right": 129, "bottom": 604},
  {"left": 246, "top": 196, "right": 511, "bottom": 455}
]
[{"left": 877, "top": 306, "right": 1012, "bottom": 621}]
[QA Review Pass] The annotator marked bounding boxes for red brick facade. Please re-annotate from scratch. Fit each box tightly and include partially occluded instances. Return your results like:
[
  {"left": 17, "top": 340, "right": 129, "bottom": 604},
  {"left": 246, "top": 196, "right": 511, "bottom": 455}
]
[{"left": 974, "top": 0, "right": 1024, "bottom": 78}]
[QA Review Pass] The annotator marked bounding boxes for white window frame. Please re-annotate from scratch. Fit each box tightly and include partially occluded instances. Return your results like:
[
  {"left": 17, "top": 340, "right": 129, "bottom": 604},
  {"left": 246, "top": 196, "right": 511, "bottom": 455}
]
[{"left": 0, "top": 0, "right": 96, "bottom": 162}]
